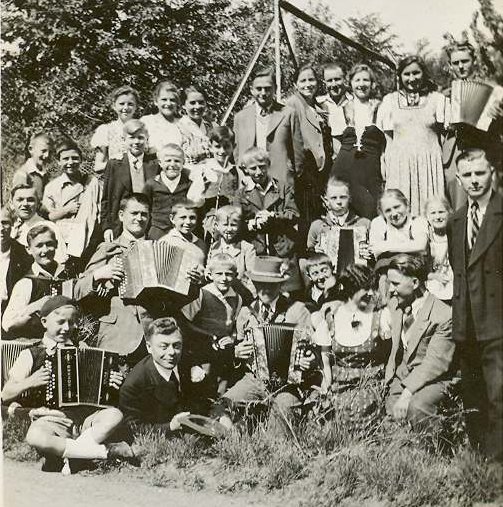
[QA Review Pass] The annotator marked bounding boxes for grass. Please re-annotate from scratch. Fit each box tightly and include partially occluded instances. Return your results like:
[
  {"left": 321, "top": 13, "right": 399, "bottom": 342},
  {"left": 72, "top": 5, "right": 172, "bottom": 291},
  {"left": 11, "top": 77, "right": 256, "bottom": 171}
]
[{"left": 3, "top": 382, "right": 503, "bottom": 507}]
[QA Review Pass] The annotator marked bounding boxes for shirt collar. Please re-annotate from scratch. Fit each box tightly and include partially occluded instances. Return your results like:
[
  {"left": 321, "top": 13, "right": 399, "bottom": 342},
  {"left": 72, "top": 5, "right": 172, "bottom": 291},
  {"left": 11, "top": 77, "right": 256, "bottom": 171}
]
[
  {"left": 244, "top": 177, "right": 277, "bottom": 193},
  {"left": 259, "top": 295, "right": 279, "bottom": 313},
  {"left": 42, "top": 334, "right": 73, "bottom": 352},
  {"left": 153, "top": 361, "right": 180, "bottom": 385},
  {"left": 24, "top": 158, "right": 46, "bottom": 177},
  {"left": 410, "top": 290, "right": 429, "bottom": 319},
  {"left": 118, "top": 230, "right": 145, "bottom": 246},
  {"left": 468, "top": 191, "right": 492, "bottom": 215},
  {"left": 204, "top": 282, "right": 237, "bottom": 299},
  {"left": 128, "top": 152, "right": 144, "bottom": 165},
  {"left": 31, "top": 261, "right": 65, "bottom": 278},
  {"left": 255, "top": 101, "right": 273, "bottom": 116},
  {"left": 214, "top": 239, "right": 241, "bottom": 255},
  {"left": 160, "top": 172, "right": 181, "bottom": 189},
  {"left": 169, "top": 228, "right": 198, "bottom": 244}
]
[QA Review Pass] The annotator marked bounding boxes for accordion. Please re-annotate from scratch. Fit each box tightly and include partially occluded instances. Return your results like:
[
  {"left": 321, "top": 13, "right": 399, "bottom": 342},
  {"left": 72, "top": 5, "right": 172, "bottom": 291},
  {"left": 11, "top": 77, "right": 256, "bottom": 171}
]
[
  {"left": 244, "top": 324, "right": 312, "bottom": 387},
  {"left": 318, "top": 226, "right": 368, "bottom": 274},
  {"left": 1, "top": 340, "right": 34, "bottom": 387},
  {"left": 44, "top": 346, "right": 120, "bottom": 408},
  {"left": 118, "top": 240, "right": 195, "bottom": 299},
  {"left": 450, "top": 79, "right": 503, "bottom": 131}
]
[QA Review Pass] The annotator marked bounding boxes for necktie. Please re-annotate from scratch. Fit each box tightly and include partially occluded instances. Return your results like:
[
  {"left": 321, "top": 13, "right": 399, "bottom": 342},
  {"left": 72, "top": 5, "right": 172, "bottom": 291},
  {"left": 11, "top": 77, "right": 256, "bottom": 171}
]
[
  {"left": 260, "top": 107, "right": 269, "bottom": 117},
  {"left": 402, "top": 306, "right": 414, "bottom": 340},
  {"left": 133, "top": 158, "right": 139, "bottom": 172},
  {"left": 261, "top": 303, "right": 272, "bottom": 323},
  {"left": 470, "top": 201, "right": 480, "bottom": 249},
  {"left": 171, "top": 372, "right": 180, "bottom": 393}
]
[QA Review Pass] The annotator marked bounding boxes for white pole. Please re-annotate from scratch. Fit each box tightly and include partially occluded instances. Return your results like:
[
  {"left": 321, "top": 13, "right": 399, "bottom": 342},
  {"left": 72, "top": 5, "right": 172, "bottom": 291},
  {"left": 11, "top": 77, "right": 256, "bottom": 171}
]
[{"left": 274, "top": 0, "right": 281, "bottom": 101}]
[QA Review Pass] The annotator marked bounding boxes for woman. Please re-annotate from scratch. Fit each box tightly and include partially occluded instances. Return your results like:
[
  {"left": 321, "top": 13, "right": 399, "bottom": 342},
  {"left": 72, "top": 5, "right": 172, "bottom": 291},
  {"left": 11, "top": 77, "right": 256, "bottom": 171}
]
[
  {"left": 312, "top": 264, "right": 388, "bottom": 426},
  {"left": 286, "top": 65, "right": 332, "bottom": 250},
  {"left": 378, "top": 56, "right": 446, "bottom": 216},
  {"left": 331, "top": 64, "right": 386, "bottom": 219}
]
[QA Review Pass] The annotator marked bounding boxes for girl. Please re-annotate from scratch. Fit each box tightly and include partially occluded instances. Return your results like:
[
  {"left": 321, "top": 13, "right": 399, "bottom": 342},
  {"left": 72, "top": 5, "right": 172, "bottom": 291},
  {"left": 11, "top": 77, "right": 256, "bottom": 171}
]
[
  {"left": 178, "top": 86, "right": 216, "bottom": 168},
  {"left": 331, "top": 64, "right": 385, "bottom": 219},
  {"left": 378, "top": 56, "right": 446, "bottom": 216},
  {"left": 424, "top": 196, "right": 453, "bottom": 302},
  {"left": 91, "top": 85, "right": 139, "bottom": 173},
  {"left": 141, "top": 81, "right": 183, "bottom": 154}
]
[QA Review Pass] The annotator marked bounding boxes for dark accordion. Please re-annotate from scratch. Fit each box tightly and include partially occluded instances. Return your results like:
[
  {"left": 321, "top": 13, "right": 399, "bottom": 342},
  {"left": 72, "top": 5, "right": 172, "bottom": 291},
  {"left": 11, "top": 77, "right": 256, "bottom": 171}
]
[
  {"left": 244, "top": 324, "right": 312, "bottom": 387},
  {"left": 1, "top": 340, "right": 33, "bottom": 387},
  {"left": 118, "top": 240, "right": 194, "bottom": 299},
  {"left": 44, "top": 347, "right": 119, "bottom": 408},
  {"left": 450, "top": 79, "right": 503, "bottom": 131},
  {"left": 318, "top": 226, "right": 368, "bottom": 274}
]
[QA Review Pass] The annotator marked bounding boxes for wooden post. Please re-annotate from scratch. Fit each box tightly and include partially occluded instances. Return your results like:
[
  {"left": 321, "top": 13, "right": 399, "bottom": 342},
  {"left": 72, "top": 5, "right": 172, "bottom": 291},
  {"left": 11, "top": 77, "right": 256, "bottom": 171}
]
[
  {"left": 279, "top": 8, "right": 298, "bottom": 71},
  {"left": 274, "top": 0, "right": 281, "bottom": 101},
  {"left": 220, "top": 21, "right": 274, "bottom": 126}
]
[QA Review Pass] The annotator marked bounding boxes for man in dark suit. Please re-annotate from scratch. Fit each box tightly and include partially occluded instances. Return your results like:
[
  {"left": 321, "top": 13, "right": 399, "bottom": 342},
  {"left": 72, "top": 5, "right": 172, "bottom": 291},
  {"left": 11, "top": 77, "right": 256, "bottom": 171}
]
[
  {"left": 448, "top": 147, "right": 503, "bottom": 460},
  {"left": 384, "top": 254, "right": 456, "bottom": 426},
  {"left": 101, "top": 119, "right": 159, "bottom": 241},
  {"left": 233, "top": 67, "right": 304, "bottom": 184}
]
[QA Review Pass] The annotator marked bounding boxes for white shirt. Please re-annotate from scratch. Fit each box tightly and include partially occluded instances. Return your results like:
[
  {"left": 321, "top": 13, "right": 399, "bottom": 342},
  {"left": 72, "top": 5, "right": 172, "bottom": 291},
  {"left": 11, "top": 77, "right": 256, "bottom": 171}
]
[
  {"left": 160, "top": 172, "right": 181, "bottom": 193},
  {"left": 127, "top": 152, "right": 146, "bottom": 193},
  {"left": 255, "top": 103, "right": 271, "bottom": 151},
  {"left": 153, "top": 361, "right": 180, "bottom": 387},
  {"left": 0, "top": 247, "right": 11, "bottom": 301},
  {"left": 467, "top": 191, "right": 491, "bottom": 244}
]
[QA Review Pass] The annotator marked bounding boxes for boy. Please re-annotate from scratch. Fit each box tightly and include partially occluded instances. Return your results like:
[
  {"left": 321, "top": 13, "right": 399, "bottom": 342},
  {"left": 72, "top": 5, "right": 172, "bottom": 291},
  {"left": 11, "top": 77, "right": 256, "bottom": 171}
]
[
  {"left": 2, "top": 295, "right": 129, "bottom": 472},
  {"left": 12, "top": 133, "right": 52, "bottom": 201},
  {"left": 233, "top": 147, "right": 299, "bottom": 255},
  {"left": 302, "top": 253, "right": 339, "bottom": 312},
  {"left": 182, "top": 254, "right": 243, "bottom": 395},
  {"left": 10, "top": 184, "right": 44, "bottom": 246},
  {"left": 142, "top": 143, "right": 193, "bottom": 240},
  {"left": 3, "top": 224, "right": 69, "bottom": 339},
  {"left": 101, "top": 119, "right": 159, "bottom": 241},
  {"left": 159, "top": 200, "right": 207, "bottom": 266}
]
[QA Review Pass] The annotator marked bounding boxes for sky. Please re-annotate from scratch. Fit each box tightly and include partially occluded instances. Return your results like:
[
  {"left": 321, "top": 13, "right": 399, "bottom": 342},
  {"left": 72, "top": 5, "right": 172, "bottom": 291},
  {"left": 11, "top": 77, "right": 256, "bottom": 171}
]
[{"left": 287, "top": 0, "right": 503, "bottom": 55}]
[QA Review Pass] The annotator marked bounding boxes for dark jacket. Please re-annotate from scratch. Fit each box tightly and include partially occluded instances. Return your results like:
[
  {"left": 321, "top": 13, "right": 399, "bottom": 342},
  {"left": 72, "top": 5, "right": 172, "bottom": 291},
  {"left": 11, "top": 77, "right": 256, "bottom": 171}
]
[{"left": 2, "top": 240, "right": 32, "bottom": 313}]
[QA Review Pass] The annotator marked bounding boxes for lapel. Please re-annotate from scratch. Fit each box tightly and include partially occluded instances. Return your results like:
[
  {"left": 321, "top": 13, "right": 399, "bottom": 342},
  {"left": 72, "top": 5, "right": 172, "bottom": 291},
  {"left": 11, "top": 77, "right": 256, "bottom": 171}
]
[
  {"left": 451, "top": 204, "right": 468, "bottom": 267},
  {"left": 469, "top": 192, "right": 503, "bottom": 267},
  {"left": 266, "top": 102, "right": 285, "bottom": 137},
  {"left": 271, "top": 295, "right": 290, "bottom": 322},
  {"left": 144, "top": 157, "right": 160, "bottom": 181},
  {"left": 119, "top": 154, "right": 133, "bottom": 192},
  {"left": 390, "top": 303, "right": 403, "bottom": 353},
  {"left": 404, "top": 294, "right": 435, "bottom": 361},
  {"left": 240, "top": 105, "right": 257, "bottom": 150},
  {"left": 60, "top": 177, "right": 85, "bottom": 206},
  {"left": 263, "top": 181, "right": 281, "bottom": 210}
]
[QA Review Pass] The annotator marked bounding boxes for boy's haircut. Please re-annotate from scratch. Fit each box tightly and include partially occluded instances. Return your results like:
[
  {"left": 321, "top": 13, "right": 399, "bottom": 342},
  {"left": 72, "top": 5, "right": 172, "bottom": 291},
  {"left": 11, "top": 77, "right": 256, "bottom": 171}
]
[
  {"left": 145, "top": 316, "right": 181, "bottom": 342},
  {"left": 423, "top": 195, "right": 453, "bottom": 216},
  {"left": 455, "top": 147, "right": 493, "bottom": 169},
  {"left": 55, "top": 139, "right": 82, "bottom": 159},
  {"left": 158, "top": 143, "right": 185, "bottom": 158},
  {"left": 378, "top": 188, "right": 409, "bottom": 212},
  {"left": 253, "top": 66, "right": 275, "bottom": 82},
  {"left": 170, "top": 199, "right": 198, "bottom": 216},
  {"left": 10, "top": 184, "right": 38, "bottom": 200},
  {"left": 152, "top": 80, "right": 180, "bottom": 102},
  {"left": 304, "top": 253, "right": 333, "bottom": 273},
  {"left": 123, "top": 119, "right": 147, "bottom": 136},
  {"left": 215, "top": 204, "right": 242, "bottom": 223},
  {"left": 325, "top": 176, "right": 351, "bottom": 195},
  {"left": 348, "top": 63, "right": 376, "bottom": 84},
  {"left": 322, "top": 62, "right": 344, "bottom": 75},
  {"left": 208, "top": 126, "right": 235, "bottom": 145},
  {"left": 387, "top": 253, "right": 428, "bottom": 283},
  {"left": 119, "top": 193, "right": 151, "bottom": 212},
  {"left": 110, "top": 85, "right": 139, "bottom": 105},
  {"left": 27, "top": 224, "right": 57, "bottom": 246},
  {"left": 242, "top": 146, "right": 270, "bottom": 167},
  {"left": 207, "top": 253, "right": 238, "bottom": 273}
]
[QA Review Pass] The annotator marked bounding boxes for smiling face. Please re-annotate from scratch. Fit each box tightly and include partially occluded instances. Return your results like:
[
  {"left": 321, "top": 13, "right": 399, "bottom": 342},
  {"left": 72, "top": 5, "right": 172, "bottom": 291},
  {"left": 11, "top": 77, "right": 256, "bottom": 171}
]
[
  {"left": 380, "top": 195, "right": 408, "bottom": 228},
  {"left": 449, "top": 49, "right": 475, "bottom": 79},
  {"left": 209, "top": 139, "right": 233, "bottom": 165},
  {"left": 113, "top": 93, "right": 137, "bottom": 123},
  {"left": 147, "top": 331, "right": 183, "bottom": 370},
  {"left": 323, "top": 183, "right": 350, "bottom": 216},
  {"left": 351, "top": 70, "right": 372, "bottom": 101},
  {"left": 119, "top": 200, "right": 150, "bottom": 238},
  {"left": 306, "top": 262, "right": 334, "bottom": 290},
  {"left": 216, "top": 216, "right": 240, "bottom": 243},
  {"left": 27, "top": 231, "right": 57, "bottom": 269},
  {"left": 426, "top": 200, "right": 449, "bottom": 232},
  {"left": 30, "top": 138, "right": 51, "bottom": 169},
  {"left": 209, "top": 264, "right": 236, "bottom": 294},
  {"left": 58, "top": 148, "right": 82, "bottom": 179},
  {"left": 184, "top": 91, "right": 206, "bottom": 123},
  {"left": 155, "top": 88, "right": 179, "bottom": 120},
  {"left": 126, "top": 130, "right": 147, "bottom": 157},
  {"left": 170, "top": 207, "right": 197, "bottom": 237},
  {"left": 350, "top": 288, "right": 377, "bottom": 311},
  {"left": 387, "top": 268, "right": 418, "bottom": 307},
  {"left": 41, "top": 306, "right": 78, "bottom": 343},
  {"left": 12, "top": 188, "right": 38, "bottom": 221},
  {"left": 324, "top": 67, "right": 345, "bottom": 101},
  {"left": 251, "top": 75, "right": 275, "bottom": 110},
  {"left": 400, "top": 62, "right": 424, "bottom": 92},
  {"left": 296, "top": 68, "right": 318, "bottom": 101},
  {"left": 159, "top": 147, "right": 184, "bottom": 180},
  {"left": 456, "top": 156, "right": 494, "bottom": 200},
  {"left": 244, "top": 158, "right": 269, "bottom": 188}
]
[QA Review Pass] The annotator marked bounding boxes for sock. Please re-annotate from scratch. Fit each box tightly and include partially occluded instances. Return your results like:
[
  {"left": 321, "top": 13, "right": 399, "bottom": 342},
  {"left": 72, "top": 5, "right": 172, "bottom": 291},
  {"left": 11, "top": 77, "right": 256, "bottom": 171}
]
[{"left": 62, "top": 438, "right": 108, "bottom": 460}]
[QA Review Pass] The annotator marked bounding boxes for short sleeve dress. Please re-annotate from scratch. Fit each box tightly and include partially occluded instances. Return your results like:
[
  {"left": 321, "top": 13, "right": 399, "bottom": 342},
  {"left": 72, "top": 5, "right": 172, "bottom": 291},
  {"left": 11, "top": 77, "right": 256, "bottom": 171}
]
[
  {"left": 90, "top": 120, "right": 128, "bottom": 161},
  {"left": 378, "top": 91, "right": 446, "bottom": 216}
]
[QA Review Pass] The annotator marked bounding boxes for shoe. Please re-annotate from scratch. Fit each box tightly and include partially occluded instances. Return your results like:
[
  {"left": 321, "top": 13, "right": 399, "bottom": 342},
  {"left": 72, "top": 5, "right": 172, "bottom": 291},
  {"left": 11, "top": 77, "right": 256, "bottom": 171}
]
[
  {"left": 106, "top": 442, "right": 138, "bottom": 465},
  {"left": 41, "top": 455, "right": 64, "bottom": 473}
]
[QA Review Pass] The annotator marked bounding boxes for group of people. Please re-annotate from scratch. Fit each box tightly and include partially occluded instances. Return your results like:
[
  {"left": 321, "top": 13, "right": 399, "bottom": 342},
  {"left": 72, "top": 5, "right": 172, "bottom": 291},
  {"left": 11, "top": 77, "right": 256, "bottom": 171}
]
[{"left": 1, "top": 39, "right": 502, "bottom": 473}]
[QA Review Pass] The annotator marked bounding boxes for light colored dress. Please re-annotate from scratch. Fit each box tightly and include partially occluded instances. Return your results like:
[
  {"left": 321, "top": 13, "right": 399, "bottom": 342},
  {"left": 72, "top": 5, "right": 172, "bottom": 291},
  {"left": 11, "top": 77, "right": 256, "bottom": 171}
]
[
  {"left": 90, "top": 120, "right": 127, "bottom": 161},
  {"left": 426, "top": 228, "right": 453, "bottom": 301},
  {"left": 140, "top": 114, "right": 183, "bottom": 154},
  {"left": 378, "top": 91, "right": 446, "bottom": 216}
]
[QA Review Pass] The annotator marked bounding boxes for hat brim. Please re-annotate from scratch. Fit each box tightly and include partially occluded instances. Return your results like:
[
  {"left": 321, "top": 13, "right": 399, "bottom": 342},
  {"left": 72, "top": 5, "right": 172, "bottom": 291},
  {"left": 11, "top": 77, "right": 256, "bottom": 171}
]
[{"left": 246, "top": 272, "right": 290, "bottom": 283}]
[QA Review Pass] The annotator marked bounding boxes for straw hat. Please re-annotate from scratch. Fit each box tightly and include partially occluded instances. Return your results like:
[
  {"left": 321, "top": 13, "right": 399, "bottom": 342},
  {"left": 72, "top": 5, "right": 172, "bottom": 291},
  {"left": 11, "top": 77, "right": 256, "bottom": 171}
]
[{"left": 246, "top": 256, "right": 290, "bottom": 283}]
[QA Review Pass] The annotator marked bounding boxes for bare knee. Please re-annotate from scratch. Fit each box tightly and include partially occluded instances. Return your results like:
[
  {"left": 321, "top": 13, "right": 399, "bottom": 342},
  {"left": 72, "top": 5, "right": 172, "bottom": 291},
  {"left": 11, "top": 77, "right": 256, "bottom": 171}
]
[{"left": 26, "top": 425, "right": 50, "bottom": 451}]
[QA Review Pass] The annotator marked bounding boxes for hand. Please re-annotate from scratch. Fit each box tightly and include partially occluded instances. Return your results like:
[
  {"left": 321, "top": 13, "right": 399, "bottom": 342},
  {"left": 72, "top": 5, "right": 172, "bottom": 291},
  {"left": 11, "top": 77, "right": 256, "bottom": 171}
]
[
  {"left": 217, "top": 336, "right": 234, "bottom": 349},
  {"left": 169, "top": 411, "right": 191, "bottom": 431},
  {"left": 29, "top": 407, "right": 69, "bottom": 422},
  {"left": 392, "top": 389, "right": 412, "bottom": 421},
  {"left": 234, "top": 339, "right": 254, "bottom": 360},
  {"left": 109, "top": 370, "right": 124, "bottom": 390},
  {"left": 93, "top": 263, "right": 124, "bottom": 282},
  {"left": 104, "top": 229, "right": 114, "bottom": 242},
  {"left": 64, "top": 201, "right": 80, "bottom": 216},
  {"left": 428, "top": 271, "right": 449, "bottom": 285},
  {"left": 186, "top": 265, "right": 204, "bottom": 285},
  {"left": 488, "top": 99, "right": 503, "bottom": 120},
  {"left": 29, "top": 366, "right": 50, "bottom": 388},
  {"left": 298, "top": 349, "right": 316, "bottom": 371},
  {"left": 358, "top": 243, "right": 373, "bottom": 261}
]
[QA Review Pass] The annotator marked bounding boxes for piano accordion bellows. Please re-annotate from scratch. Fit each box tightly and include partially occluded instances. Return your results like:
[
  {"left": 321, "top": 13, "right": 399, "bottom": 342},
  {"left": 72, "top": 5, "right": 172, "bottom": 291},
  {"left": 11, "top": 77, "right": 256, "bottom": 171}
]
[
  {"left": 118, "top": 240, "right": 193, "bottom": 299},
  {"left": 1, "top": 340, "right": 33, "bottom": 386}
]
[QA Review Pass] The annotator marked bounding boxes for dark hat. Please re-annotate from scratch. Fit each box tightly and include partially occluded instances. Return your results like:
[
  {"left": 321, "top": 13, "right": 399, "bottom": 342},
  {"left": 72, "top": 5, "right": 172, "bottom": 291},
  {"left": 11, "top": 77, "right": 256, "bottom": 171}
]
[
  {"left": 40, "top": 295, "right": 78, "bottom": 317},
  {"left": 246, "top": 256, "right": 290, "bottom": 283}
]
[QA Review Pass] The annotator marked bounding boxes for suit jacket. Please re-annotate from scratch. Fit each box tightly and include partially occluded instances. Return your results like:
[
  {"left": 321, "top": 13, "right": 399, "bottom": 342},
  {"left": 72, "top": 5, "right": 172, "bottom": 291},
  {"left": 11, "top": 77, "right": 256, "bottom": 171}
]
[
  {"left": 384, "top": 293, "right": 455, "bottom": 394},
  {"left": 3, "top": 240, "right": 32, "bottom": 313},
  {"left": 233, "top": 101, "right": 304, "bottom": 183},
  {"left": 101, "top": 153, "right": 160, "bottom": 235},
  {"left": 447, "top": 191, "right": 503, "bottom": 342}
]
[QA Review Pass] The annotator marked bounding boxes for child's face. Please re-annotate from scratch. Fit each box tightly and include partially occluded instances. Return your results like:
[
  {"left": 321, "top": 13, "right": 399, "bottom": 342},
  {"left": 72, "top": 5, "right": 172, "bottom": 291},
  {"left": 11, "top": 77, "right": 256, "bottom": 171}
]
[
  {"left": 126, "top": 130, "right": 147, "bottom": 157},
  {"left": 12, "top": 188, "right": 38, "bottom": 220},
  {"left": 273, "top": 234, "right": 295, "bottom": 258},
  {"left": 155, "top": 88, "right": 179, "bottom": 120},
  {"left": 159, "top": 148, "right": 184, "bottom": 180},
  {"left": 324, "top": 67, "right": 345, "bottom": 99},
  {"left": 27, "top": 231, "right": 57, "bottom": 269},
  {"left": 29, "top": 138, "right": 51, "bottom": 168},
  {"left": 58, "top": 149, "right": 81, "bottom": 178},
  {"left": 184, "top": 92, "right": 206, "bottom": 122},
  {"left": 244, "top": 159, "right": 269, "bottom": 188},
  {"left": 426, "top": 202, "right": 449, "bottom": 231},
  {"left": 147, "top": 331, "right": 183, "bottom": 370},
  {"left": 216, "top": 216, "right": 239, "bottom": 243},
  {"left": 307, "top": 262, "right": 335, "bottom": 290},
  {"left": 210, "top": 264, "right": 236, "bottom": 293},
  {"left": 113, "top": 93, "right": 137, "bottom": 122},
  {"left": 381, "top": 197, "right": 408, "bottom": 228},
  {"left": 170, "top": 207, "right": 197, "bottom": 236},
  {"left": 351, "top": 70, "right": 372, "bottom": 101},
  {"left": 323, "top": 184, "right": 350, "bottom": 216},
  {"left": 42, "top": 306, "right": 78, "bottom": 342},
  {"left": 209, "top": 140, "right": 233, "bottom": 165}
]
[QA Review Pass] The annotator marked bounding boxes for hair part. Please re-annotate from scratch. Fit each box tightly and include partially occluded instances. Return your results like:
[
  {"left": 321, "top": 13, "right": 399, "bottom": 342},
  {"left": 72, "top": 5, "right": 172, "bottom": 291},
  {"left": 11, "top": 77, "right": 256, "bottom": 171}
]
[
  {"left": 27, "top": 224, "right": 57, "bottom": 246},
  {"left": 145, "top": 317, "right": 181, "bottom": 342},
  {"left": 397, "top": 55, "right": 437, "bottom": 93},
  {"left": 387, "top": 253, "right": 428, "bottom": 283},
  {"left": 378, "top": 188, "right": 409, "bottom": 213},
  {"left": 119, "top": 193, "right": 151, "bottom": 212},
  {"left": 123, "top": 119, "right": 147, "bottom": 136}
]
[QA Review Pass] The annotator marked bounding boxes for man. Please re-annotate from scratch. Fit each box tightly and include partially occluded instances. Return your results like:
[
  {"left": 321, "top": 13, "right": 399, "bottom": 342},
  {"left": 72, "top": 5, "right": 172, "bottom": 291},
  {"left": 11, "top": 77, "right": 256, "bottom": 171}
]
[
  {"left": 447, "top": 147, "right": 503, "bottom": 460},
  {"left": 384, "top": 254, "right": 456, "bottom": 426},
  {"left": 233, "top": 66, "right": 303, "bottom": 184}
]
